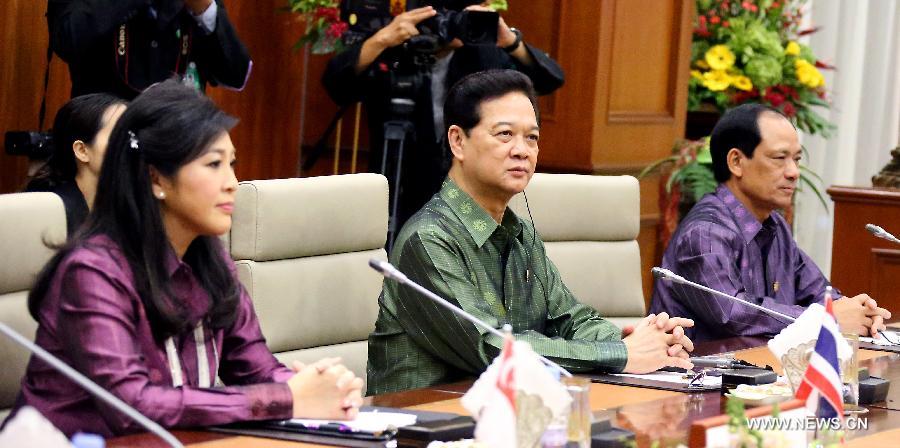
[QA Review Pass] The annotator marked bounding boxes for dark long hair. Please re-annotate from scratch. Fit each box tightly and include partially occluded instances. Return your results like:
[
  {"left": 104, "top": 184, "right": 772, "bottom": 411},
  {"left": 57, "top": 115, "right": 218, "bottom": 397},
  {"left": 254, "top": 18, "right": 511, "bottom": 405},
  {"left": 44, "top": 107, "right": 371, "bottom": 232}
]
[
  {"left": 27, "top": 93, "right": 127, "bottom": 190},
  {"left": 28, "top": 80, "right": 241, "bottom": 338}
]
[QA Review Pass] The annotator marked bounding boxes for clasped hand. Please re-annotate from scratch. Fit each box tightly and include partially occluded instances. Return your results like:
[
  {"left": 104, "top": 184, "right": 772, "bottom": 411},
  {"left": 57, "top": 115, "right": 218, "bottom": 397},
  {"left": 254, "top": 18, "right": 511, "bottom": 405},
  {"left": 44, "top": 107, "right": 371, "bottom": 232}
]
[
  {"left": 833, "top": 294, "right": 892, "bottom": 338},
  {"left": 286, "top": 357, "right": 364, "bottom": 420},
  {"left": 622, "top": 312, "right": 695, "bottom": 374}
]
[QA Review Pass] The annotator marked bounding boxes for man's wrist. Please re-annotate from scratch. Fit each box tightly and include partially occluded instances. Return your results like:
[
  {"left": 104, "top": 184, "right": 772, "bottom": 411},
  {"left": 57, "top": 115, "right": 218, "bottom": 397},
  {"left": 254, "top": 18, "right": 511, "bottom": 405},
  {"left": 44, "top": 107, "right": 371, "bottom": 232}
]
[{"left": 502, "top": 28, "right": 522, "bottom": 53}]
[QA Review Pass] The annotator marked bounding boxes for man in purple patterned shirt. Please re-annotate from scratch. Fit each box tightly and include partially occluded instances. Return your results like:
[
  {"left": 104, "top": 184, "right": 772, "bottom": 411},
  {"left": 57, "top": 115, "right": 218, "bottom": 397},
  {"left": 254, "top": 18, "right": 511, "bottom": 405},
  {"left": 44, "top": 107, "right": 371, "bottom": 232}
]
[{"left": 650, "top": 104, "right": 891, "bottom": 342}]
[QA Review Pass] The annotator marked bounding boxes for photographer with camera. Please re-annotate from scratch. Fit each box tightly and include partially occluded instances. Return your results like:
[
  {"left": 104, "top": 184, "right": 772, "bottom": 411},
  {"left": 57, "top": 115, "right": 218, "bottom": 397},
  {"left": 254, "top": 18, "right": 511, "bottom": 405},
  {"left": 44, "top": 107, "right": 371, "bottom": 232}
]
[
  {"left": 323, "top": 2, "right": 564, "bottom": 242},
  {"left": 47, "top": 0, "right": 251, "bottom": 99}
]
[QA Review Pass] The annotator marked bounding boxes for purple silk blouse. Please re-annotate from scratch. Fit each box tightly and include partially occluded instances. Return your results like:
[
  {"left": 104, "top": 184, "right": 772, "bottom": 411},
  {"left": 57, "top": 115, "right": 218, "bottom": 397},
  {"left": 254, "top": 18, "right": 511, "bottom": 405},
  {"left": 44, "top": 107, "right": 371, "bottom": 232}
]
[{"left": 7, "top": 235, "right": 294, "bottom": 437}]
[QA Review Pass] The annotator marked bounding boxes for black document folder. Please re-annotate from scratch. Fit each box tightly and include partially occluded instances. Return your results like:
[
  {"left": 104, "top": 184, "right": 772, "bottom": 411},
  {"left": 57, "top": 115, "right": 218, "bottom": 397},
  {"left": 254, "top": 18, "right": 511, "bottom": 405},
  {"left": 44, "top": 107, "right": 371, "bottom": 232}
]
[{"left": 211, "top": 406, "right": 475, "bottom": 448}]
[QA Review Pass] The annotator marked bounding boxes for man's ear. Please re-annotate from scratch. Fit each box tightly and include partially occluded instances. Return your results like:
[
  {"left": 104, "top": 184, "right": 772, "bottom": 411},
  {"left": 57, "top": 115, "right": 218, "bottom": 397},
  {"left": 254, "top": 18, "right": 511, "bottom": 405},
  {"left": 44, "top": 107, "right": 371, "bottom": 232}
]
[
  {"left": 72, "top": 140, "right": 89, "bottom": 164},
  {"left": 726, "top": 148, "right": 745, "bottom": 179},
  {"left": 447, "top": 125, "right": 466, "bottom": 162}
]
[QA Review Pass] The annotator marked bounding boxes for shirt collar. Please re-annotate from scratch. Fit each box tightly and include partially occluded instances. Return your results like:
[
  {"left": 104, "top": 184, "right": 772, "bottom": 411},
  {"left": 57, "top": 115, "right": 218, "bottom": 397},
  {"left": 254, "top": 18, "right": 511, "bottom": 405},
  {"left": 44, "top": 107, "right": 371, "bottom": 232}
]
[
  {"left": 440, "top": 178, "right": 523, "bottom": 247},
  {"left": 163, "top": 243, "right": 192, "bottom": 278},
  {"left": 716, "top": 184, "right": 774, "bottom": 244}
]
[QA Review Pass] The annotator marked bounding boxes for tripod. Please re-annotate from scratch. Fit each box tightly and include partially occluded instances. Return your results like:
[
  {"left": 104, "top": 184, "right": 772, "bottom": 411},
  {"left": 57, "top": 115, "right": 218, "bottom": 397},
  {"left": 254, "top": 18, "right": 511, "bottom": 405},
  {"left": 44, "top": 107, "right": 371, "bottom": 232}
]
[{"left": 381, "top": 98, "right": 416, "bottom": 253}]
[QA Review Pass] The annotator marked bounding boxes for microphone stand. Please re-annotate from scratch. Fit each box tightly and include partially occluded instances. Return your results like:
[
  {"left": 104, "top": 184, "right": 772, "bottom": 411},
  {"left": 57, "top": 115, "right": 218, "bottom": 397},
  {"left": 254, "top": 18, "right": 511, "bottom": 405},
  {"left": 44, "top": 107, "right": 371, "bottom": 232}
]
[
  {"left": 368, "top": 259, "right": 573, "bottom": 378},
  {"left": 651, "top": 267, "right": 796, "bottom": 323},
  {"left": 0, "top": 322, "right": 184, "bottom": 448}
]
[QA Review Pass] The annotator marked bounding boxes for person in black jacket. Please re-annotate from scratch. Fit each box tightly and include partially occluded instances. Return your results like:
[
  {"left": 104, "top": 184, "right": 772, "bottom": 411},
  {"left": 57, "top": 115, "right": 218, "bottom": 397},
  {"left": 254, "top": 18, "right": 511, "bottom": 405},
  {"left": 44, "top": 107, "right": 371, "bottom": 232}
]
[
  {"left": 323, "top": 5, "right": 564, "bottom": 237},
  {"left": 47, "top": 0, "right": 251, "bottom": 99}
]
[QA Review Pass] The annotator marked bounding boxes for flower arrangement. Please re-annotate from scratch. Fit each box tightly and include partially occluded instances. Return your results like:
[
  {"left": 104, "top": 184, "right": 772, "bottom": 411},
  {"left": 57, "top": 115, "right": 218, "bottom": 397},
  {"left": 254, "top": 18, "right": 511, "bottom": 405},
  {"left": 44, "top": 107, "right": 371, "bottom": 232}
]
[
  {"left": 288, "top": 0, "right": 348, "bottom": 54},
  {"left": 689, "top": 0, "right": 835, "bottom": 137},
  {"left": 288, "top": 1, "right": 510, "bottom": 55}
]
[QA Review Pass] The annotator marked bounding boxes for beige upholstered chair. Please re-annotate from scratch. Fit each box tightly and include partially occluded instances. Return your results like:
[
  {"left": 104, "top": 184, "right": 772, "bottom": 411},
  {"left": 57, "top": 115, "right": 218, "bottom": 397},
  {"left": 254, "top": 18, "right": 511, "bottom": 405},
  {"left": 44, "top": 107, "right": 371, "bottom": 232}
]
[
  {"left": 509, "top": 173, "right": 645, "bottom": 329},
  {"left": 0, "top": 193, "right": 66, "bottom": 417},
  {"left": 229, "top": 174, "right": 388, "bottom": 394}
]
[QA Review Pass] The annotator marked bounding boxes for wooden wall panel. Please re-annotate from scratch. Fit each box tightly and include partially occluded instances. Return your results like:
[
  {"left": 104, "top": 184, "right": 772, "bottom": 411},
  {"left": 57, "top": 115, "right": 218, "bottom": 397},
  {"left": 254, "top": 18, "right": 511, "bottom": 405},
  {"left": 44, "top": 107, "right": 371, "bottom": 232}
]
[
  {"left": 206, "top": 0, "right": 340, "bottom": 182},
  {"left": 0, "top": 0, "right": 71, "bottom": 193},
  {"left": 830, "top": 186, "right": 900, "bottom": 313},
  {"left": 608, "top": 0, "right": 676, "bottom": 117},
  {"left": 871, "top": 249, "right": 900, "bottom": 311},
  {"left": 592, "top": 0, "right": 691, "bottom": 169}
]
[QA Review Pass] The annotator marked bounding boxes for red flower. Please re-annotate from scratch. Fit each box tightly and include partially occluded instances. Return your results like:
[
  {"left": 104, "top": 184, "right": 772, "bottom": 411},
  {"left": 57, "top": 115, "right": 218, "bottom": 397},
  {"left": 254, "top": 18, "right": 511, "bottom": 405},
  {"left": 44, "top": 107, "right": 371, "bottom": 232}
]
[
  {"left": 764, "top": 87, "right": 786, "bottom": 107},
  {"left": 710, "top": 15, "right": 721, "bottom": 24},
  {"left": 731, "top": 88, "right": 759, "bottom": 104},
  {"left": 750, "top": 4, "right": 758, "bottom": 12},
  {"left": 782, "top": 102, "right": 796, "bottom": 117},
  {"left": 314, "top": 6, "right": 340, "bottom": 22},
  {"left": 326, "top": 21, "right": 348, "bottom": 38},
  {"left": 699, "top": 15, "right": 707, "bottom": 25},
  {"left": 722, "top": 20, "right": 730, "bottom": 27},
  {"left": 780, "top": 85, "right": 799, "bottom": 100}
]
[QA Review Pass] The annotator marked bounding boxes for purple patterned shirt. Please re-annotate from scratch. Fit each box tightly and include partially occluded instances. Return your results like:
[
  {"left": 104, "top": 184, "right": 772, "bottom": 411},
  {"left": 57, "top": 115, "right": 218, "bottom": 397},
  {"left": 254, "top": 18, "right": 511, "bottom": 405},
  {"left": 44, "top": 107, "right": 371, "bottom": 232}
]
[
  {"left": 650, "top": 185, "right": 835, "bottom": 342},
  {"left": 6, "top": 235, "right": 294, "bottom": 437}
]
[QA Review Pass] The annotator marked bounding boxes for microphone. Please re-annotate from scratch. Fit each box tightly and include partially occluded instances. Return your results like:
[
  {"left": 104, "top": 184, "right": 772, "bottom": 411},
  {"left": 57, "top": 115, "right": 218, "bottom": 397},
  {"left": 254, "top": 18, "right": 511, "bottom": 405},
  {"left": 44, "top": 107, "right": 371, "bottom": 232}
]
[
  {"left": 0, "top": 322, "right": 184, "bottom": 448},
  {"left": 866, "top": 223, "right": 900, "bottom": 245},
  {"left": 368, "top": 259, "right": 572, "bottom": 378},
  {"left": 651, "top": 267, "right": 796, "bottom": 323}
]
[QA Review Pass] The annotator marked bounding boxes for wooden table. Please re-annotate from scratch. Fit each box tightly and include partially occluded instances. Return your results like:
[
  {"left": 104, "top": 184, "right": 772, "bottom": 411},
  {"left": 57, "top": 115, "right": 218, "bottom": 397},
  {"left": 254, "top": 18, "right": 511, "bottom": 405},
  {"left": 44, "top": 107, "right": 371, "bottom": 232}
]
[{"left": 109, "top": 338, "right": 900, "bottom": 448}]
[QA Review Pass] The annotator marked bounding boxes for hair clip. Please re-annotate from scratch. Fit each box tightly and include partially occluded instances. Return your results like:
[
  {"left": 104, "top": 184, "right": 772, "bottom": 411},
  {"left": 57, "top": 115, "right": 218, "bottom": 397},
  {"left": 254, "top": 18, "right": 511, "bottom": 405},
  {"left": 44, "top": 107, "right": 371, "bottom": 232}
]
[{"left": 128, "top": 130, "right": 140, "bottom": 152}]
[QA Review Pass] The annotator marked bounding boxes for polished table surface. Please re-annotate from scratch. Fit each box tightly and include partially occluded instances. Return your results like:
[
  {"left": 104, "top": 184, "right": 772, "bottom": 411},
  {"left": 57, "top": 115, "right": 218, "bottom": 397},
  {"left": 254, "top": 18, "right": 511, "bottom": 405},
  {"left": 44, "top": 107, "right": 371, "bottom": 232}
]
[{"left": 108, "top": 337, "right": 900, "bottom": 447}]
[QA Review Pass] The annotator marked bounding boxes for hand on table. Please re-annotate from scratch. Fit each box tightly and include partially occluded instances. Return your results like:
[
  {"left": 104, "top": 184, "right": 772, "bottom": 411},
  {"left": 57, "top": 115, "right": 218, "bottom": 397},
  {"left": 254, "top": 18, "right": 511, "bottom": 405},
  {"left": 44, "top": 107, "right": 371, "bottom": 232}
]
[
  {"left": 287, "top": 360, "right": 364, "bottom": 420},
  {"left": 834, "top": 294, "right": 891, "bottom": 337},
  {"left": 622, "top": 312, "right": 695, "bottom": 373}
]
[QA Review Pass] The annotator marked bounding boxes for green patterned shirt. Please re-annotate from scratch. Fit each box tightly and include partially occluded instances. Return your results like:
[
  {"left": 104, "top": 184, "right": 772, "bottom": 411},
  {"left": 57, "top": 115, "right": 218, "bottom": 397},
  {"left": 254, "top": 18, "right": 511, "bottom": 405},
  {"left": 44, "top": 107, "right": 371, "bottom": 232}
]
[{"left": 366, "top": 178, "right": 628, "bottom": 395}]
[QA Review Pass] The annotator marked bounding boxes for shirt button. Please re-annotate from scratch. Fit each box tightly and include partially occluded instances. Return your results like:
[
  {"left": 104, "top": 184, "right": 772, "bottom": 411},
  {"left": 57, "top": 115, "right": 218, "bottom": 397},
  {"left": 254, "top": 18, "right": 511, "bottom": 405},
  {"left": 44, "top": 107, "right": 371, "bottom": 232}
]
[{"left": 151, "top": 40, "right": 158, "bottom": 48}]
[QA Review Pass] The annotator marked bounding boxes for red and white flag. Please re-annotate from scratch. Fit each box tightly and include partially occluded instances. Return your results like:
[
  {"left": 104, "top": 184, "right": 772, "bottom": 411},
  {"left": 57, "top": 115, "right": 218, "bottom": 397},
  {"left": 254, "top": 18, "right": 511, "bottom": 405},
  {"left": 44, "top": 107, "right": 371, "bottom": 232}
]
[
  {"left": 461, "top": 335, "right": 570, "bottom": 447},
  {"left": 794, "top": 291, "right": 844, "bottom": 419}
]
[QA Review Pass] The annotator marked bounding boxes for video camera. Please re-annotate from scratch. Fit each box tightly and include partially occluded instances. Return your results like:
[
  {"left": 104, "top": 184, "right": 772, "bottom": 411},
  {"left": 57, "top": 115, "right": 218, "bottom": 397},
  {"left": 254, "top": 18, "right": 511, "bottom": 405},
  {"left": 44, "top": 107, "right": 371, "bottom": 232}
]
[
  {"left": 341, "top": 0, "right": 499, "bottom": 52},
  {"left": 4, "top": 131, "right": 53, "bottom": 159}
]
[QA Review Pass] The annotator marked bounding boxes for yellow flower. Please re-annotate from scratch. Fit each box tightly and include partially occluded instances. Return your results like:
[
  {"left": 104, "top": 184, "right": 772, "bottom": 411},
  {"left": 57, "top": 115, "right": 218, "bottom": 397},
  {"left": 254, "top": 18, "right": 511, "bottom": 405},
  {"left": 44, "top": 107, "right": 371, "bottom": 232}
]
[
  {"left": 696, "top": 59, "right": 710, "bottom": 70},
  {"left": 785, "top": 41, "right": 801, "bottom": 56},
  {"left": 702, "top": 70, "right": 732, "bottom": 91},
  {"left": 705, "top": 45, "right": 736, "bottom": 70},
  {"left": 732, "top": 75, "right": 753, "bottom": 91},
  {"left": 691, "top": 70, "right": 703, "bottom": 80},
  {"left": 795, "top": 59, "right": 825, "bottom": 88}
]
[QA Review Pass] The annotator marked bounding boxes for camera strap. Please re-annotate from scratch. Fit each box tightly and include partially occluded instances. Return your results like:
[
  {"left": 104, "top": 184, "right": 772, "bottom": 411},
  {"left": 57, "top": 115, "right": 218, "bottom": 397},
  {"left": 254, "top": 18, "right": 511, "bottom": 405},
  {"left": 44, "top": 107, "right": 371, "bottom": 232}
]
[
  {"left": 113, "top": 14, "right": 193, "bottom": 95},
  {"left": 38, "top": 46, "right": 52, "bottom": 130}
]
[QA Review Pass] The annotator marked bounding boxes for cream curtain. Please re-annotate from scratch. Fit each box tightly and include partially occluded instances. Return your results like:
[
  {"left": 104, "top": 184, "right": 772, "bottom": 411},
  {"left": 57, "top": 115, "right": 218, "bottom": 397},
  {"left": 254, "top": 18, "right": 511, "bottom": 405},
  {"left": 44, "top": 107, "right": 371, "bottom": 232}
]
[{"left": 793, "top": 0, "right": 900, "bottom": 276}]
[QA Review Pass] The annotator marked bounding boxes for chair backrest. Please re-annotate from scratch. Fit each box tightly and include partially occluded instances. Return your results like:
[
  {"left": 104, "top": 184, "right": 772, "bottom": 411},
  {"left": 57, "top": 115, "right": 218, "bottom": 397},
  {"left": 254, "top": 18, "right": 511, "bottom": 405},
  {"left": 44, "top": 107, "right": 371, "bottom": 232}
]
[
  {"left": 509, "top": 173, "right": 645, "bottom": 329},
  {"left": 0, "top": 193, "right": 66, "bottom": 412},
  {"left": 229, "top": 174, "right": 388, "bottom": 394}
]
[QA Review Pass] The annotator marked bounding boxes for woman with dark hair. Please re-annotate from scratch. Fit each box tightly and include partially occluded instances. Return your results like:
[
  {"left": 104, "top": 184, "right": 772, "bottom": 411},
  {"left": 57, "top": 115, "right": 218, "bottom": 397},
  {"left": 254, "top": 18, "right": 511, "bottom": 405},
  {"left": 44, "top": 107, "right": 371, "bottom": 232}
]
[
  {"left": 26, "top": 93, "right": 127, "bottom": 235},
  {"left": 7, "top": 80, "right": 363, "bottom": 437}
]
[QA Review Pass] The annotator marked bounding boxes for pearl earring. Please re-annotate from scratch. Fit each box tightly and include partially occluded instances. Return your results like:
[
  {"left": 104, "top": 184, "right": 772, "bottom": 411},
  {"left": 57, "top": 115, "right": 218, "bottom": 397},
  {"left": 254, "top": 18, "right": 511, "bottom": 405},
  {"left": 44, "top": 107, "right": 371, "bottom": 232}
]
[{"left": 157, "top": 192, "right": 166, "bottom": 200}]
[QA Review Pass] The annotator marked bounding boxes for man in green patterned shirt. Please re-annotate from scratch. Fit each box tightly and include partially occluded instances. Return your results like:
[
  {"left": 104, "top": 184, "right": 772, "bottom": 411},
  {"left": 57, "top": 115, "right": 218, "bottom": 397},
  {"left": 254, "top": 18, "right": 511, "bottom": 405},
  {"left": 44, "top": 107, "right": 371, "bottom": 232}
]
[{"left": 367, "top": 70, "right": 696, "bottom": 395}]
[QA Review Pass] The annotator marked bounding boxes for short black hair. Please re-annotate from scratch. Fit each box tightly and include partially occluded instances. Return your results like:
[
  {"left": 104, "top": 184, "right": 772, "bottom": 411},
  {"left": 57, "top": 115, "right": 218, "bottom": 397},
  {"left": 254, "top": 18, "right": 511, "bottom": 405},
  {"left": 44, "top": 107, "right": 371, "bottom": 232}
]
[
  {"left": 710, "top": 103, "right": 789, "bottom": 183},
  {"left": 443, "top": 69, "right": 539, "bottom": 135}
]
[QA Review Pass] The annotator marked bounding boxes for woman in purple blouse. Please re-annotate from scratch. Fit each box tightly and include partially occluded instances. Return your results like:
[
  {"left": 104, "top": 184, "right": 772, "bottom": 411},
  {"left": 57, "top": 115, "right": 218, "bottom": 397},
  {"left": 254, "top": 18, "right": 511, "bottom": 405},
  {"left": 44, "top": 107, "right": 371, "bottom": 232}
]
[{"left": 6, "top": 80, "right": 364, "bottom": 437}]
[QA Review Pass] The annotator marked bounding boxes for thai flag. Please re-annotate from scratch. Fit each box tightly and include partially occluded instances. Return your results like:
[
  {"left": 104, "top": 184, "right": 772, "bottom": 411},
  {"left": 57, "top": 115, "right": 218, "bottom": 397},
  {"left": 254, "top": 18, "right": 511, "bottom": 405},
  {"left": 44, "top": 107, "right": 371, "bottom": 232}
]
[{"left": 794, "top": 291, "right": 844, "bottom": 419}]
